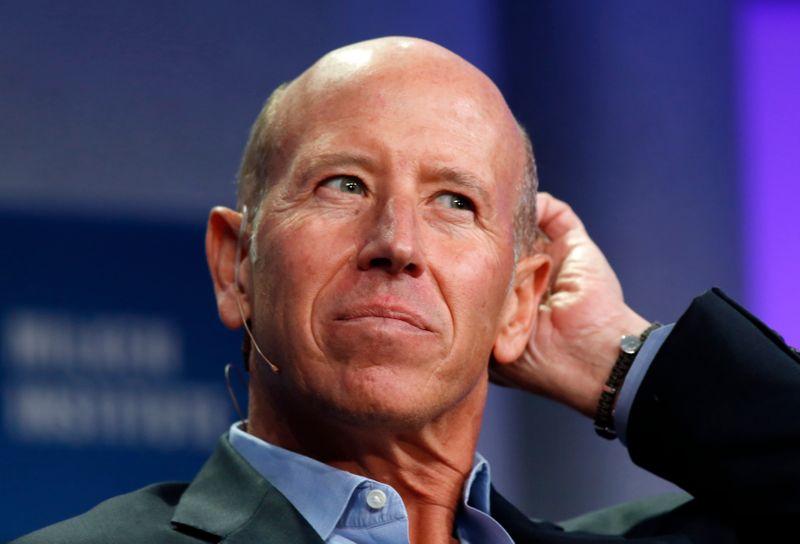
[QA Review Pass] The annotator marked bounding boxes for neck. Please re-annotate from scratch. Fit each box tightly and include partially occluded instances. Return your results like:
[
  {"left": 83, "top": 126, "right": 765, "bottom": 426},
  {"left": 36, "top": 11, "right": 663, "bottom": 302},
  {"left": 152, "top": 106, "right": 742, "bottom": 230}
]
[{"left": 247, "top": 372, "right": 488, "bottom": 544}]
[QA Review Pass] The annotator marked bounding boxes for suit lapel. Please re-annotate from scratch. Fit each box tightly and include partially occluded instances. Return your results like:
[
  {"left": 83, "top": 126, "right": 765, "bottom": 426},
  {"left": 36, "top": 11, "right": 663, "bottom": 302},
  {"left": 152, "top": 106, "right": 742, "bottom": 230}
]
[
  {"left": 171, "top": 435, "right": 323, "bottom": 544},
  {"left": 490, "top": 487, "right": 574, "bottom": 543},
  {"left": 491, "top": 487, "right": 636, "bottom": 544},
  {"left": 490, "top": 488, "right": 689, "bottom": 543}
]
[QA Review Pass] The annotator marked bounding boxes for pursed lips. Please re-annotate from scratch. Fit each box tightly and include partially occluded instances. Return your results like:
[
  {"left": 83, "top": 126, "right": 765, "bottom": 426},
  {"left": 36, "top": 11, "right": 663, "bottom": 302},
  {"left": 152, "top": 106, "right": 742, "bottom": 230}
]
[{"left": 335, "top": 305, "right": 432, "bottom": 332}]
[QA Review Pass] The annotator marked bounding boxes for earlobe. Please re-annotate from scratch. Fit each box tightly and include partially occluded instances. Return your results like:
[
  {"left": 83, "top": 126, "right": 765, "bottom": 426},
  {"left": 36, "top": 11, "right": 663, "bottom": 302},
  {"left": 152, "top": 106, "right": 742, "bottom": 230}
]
[
  {"left": 205, "top": 206, "right": 250, "bottom": 330},
  {"left": 493, "top": 253, "right": 551, "bottom": 363}
]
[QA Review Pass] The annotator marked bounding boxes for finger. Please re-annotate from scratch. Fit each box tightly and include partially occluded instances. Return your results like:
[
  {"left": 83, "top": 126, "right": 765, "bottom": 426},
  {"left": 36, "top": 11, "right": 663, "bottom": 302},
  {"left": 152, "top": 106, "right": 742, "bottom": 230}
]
[{"left": 537, "top": 192, "right": 587, "bottom": 240}]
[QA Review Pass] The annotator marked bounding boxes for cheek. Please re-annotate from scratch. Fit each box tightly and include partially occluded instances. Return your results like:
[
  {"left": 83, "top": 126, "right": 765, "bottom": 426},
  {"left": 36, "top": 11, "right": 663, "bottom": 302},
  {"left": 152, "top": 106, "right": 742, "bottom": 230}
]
[
  {"left": 431, "top": 236, "right": 514, "bottom": 349},
  {"left": 254, "top": 215, "right": 356, "bottom": 353}
]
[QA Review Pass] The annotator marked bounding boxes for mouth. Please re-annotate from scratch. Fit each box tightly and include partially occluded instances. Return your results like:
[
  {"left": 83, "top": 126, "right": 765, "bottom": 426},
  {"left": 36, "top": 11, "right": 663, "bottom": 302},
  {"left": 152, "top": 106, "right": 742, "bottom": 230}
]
[{"left": 335, "top": 306, "right": 431, "bottom": 332}]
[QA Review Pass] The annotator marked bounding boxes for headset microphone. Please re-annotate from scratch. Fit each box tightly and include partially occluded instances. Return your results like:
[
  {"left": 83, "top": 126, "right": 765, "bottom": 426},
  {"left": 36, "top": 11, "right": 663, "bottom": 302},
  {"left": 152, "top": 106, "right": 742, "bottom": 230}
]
[{"left": 234, "top": 205, "right": 280, "bottom": 374}]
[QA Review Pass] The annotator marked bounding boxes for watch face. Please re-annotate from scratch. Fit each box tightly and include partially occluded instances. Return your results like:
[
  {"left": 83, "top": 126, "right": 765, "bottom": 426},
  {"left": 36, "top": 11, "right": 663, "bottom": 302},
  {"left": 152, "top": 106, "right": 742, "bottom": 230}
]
[{"left": 620, "top": 335, "right": 643, "bottom": 355}]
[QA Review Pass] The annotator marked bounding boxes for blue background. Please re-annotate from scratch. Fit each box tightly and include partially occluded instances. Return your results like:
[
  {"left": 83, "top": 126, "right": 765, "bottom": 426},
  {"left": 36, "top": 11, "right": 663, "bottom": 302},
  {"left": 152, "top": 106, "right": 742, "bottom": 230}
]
[{"left": 2, "top": 1, "right": 797, "bottom": 540}]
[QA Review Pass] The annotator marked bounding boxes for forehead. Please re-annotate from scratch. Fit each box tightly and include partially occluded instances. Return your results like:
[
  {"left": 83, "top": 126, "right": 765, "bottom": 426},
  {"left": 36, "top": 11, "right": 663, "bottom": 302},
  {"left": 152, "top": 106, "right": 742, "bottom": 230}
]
[{"left": 270, "top": 55, "right": 524, "bottom": 189}]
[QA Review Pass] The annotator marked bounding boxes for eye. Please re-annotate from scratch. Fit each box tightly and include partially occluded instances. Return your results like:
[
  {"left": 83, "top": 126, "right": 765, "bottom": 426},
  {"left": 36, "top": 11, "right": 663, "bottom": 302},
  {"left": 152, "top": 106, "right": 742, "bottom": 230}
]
[
  {"left": 435, "top": 192, "right": 475, "bottom": 212},
  {"left": 320, "top": 175, "right": 366, "bottom": 195}
]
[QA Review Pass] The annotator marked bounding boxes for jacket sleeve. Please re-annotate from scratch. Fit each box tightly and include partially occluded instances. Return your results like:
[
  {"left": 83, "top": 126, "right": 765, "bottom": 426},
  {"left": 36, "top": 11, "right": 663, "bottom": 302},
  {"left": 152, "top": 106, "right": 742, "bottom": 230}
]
[{"left": 626, "top": 288, "right": 800, "bottom": 527}]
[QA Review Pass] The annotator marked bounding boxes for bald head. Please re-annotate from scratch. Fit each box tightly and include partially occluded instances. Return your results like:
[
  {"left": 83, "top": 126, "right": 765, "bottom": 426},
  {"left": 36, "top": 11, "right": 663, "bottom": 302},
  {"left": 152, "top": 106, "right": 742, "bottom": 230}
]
[
  {"left": 291, "top": 38, "right": 511, "bottom": 118},
  {"left": 237, "top": 37, "right": 538, "bottom": 254}
]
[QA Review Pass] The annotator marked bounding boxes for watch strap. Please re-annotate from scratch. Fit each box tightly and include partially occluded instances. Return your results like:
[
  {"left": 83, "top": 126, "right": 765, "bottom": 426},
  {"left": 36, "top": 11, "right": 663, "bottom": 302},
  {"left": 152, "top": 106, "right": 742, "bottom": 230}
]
[{"left": 594, "top": 322, "right": 663, "bottom": 439}]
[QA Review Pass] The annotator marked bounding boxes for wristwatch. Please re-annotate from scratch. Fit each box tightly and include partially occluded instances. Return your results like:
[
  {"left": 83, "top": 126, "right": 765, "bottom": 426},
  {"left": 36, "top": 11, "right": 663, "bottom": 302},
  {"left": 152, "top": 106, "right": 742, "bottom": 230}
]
[{"left": 594, "top": 323, "right": 662, "bottom": 439}]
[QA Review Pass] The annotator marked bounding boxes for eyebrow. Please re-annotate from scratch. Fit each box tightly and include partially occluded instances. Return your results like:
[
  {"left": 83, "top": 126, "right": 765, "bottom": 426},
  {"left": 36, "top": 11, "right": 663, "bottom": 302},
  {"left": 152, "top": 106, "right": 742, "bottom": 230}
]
[
  {"left": 430, "top": 166, "right": 492, "bottom": 203},
  {"left": 297, "top": 152, "right": 377, "bottom": 180}
]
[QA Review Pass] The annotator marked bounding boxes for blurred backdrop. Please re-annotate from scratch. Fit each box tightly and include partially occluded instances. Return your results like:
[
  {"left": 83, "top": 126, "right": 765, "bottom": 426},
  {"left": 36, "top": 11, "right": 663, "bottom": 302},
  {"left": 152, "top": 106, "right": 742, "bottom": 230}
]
[{"left": 2, "top": 0, "right": 798, "bottom": 540}]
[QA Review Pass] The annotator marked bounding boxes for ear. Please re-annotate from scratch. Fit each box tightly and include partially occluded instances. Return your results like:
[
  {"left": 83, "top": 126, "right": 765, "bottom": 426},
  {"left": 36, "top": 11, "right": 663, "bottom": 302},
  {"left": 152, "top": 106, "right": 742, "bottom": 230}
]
[
  {"left": 492, "top": 253, "right": 551, "bottom": 363},
  {"left": 205, "top": 206, "right": 250, "bottom": 330}
]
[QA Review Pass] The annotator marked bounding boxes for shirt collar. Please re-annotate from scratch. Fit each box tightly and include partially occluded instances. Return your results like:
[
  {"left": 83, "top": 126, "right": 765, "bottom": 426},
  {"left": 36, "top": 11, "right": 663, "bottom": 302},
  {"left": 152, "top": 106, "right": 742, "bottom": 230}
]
[
  {"left": 229, "top": 422, "right": 362, "bottom": 539},
  {"left": 464, "top": 451, "right": 492, "bottom": 513},
  {"left": 228, "top": 422, "right": 494, "bottom": 540}
]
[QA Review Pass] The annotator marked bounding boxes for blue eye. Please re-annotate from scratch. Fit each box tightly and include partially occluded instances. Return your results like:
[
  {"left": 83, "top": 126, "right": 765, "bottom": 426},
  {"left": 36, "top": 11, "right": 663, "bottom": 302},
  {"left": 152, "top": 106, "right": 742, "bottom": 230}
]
[
  {"left": 435, "top": 193, "right": 475, "bottom": 212},
  {"left": 321, "top": 176, "right": 365, "bottom": 195}
]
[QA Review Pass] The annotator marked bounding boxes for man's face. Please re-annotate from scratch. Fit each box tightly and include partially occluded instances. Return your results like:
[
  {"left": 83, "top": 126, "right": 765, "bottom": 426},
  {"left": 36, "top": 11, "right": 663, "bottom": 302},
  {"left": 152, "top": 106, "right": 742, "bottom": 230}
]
[{"left": 246, "top": 48, "right": 526, "bottom": 429}]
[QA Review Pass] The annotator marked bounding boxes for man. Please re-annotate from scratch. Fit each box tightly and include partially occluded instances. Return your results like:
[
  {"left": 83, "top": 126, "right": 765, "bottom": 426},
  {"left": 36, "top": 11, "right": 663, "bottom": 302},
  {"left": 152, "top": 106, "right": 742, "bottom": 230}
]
[{"left": 14, "top": 37, "right": 799, "bottom": 543}]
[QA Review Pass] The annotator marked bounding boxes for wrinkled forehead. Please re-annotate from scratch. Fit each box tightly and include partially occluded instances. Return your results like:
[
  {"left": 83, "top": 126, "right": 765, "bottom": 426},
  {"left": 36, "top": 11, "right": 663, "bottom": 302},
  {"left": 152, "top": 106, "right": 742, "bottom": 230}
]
[{"left": 270, "top": 39, "right": 525, "bottom": 185}]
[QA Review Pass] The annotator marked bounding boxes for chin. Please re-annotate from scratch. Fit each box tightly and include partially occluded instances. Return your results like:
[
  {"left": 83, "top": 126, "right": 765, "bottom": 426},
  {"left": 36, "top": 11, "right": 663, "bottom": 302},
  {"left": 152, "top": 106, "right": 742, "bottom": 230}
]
[
  {"left": 304, "top": 371, "right": 457, "bottom": 431},
  {"left": 324, "top": 403, "right": 434, "bottom": 431}
]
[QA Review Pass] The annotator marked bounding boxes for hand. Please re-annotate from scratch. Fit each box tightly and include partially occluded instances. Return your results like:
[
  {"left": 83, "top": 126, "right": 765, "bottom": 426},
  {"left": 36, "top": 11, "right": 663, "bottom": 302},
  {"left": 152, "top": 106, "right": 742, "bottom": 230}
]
[{"left": 491, "top": 193, "right": 649, "bottom": 417}]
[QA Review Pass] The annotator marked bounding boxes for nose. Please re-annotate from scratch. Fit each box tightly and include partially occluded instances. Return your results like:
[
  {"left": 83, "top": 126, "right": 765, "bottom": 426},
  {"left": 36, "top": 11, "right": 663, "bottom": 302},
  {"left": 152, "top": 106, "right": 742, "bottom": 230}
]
[{"left": 356, "top": 197, "right": 424, "bottom": 277}]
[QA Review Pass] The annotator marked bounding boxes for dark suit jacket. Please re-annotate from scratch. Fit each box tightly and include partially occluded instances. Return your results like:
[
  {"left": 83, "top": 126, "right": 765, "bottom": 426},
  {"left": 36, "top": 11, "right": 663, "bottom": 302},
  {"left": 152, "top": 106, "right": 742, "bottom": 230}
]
[{"left": 12, "top": 289, "right": 800, "bottom": 543}]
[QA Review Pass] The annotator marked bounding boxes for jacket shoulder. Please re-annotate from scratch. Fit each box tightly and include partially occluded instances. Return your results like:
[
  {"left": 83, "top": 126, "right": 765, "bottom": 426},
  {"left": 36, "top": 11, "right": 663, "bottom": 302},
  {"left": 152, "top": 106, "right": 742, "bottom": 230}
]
[
  {"left": 559, "top": 492, "right": 692, "bottom": 536},
  {"left": 10, "top": 482, "right": 191, "bottom": 544}
]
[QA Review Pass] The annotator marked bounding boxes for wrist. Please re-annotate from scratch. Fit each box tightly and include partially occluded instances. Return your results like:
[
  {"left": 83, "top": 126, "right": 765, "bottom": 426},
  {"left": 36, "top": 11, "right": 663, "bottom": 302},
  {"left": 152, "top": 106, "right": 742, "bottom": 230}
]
[
  {"left": 593, "top": 318, "right": 661, "bottom": 439},
  {"left": 572, "top": 310, "right": 649, "bottom": 418}
]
